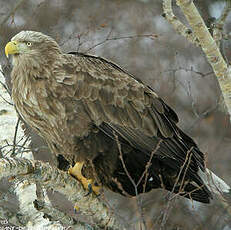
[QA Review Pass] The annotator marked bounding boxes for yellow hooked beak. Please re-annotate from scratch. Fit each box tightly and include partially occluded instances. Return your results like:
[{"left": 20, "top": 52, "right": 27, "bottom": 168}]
[{"left": 5, "top": 41, "right": 19, "bottom": 58}]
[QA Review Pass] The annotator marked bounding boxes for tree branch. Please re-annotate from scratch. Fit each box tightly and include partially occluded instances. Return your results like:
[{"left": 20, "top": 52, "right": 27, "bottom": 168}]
[
  {"left": 165, "top": 0, "right": 231, "bottom": 120},
  {"left": 13, "top": 179, "right": 68, "bottom": 229},
  {"left": 0, "top": 0, "right": 27, "bottom": 27},
  {"left": 212, "top": 0, "right": 231, "bottom": 46},
  {"left": 162, "top": 0, "right": 200, "bottom": 46},
  {"left": 163, "top": 0, "right": 231, "bottom": 218},
  {"left": 33, "top": 199, "right": 102, "bottom": 230},
  {"left": 0, "top": 157, "right": 126, "bottom": 230}
]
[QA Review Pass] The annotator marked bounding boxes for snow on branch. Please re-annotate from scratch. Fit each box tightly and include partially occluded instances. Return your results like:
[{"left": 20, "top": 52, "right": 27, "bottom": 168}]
[{"left": 0, "top": 157, "right": 126, "bottom": 230}]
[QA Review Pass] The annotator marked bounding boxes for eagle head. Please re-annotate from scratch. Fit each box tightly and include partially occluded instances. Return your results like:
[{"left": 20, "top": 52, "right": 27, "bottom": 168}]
[{"left": 5, "top": 31, "right": 61, "bottom": 66}]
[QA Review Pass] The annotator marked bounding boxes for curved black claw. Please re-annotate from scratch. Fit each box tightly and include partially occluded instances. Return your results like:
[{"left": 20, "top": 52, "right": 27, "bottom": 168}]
[
  {"left": 85, "top": 183, "right": 101, "bottom": 197},
  {"left": 84, "top": 183, "right": 93, "bottom": 197}
]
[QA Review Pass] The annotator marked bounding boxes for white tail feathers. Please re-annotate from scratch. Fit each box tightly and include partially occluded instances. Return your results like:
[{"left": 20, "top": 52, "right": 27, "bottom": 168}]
[{"left": 198, "top": 168, "right": 230, "bottom": 195}]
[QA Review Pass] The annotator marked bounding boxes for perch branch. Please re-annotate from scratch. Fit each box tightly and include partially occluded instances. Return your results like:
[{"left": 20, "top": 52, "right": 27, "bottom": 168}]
[
  {"left": 33, "top": 199, "right": 101, "bottom": 230},
  {"left": 13, "top": 179, "right": 68, "bottom": 229},
  {"left": 0, "top": 157, "right": 126, "bottom": 230},
  {"left": 0, "top": 206, "right": 23, "bottom": 227}
]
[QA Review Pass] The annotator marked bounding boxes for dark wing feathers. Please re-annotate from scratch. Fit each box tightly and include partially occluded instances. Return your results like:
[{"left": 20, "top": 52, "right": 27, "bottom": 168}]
[
  {"left": 59, "top": 53, "right": 178, "bottom": 137},
  {"left": 55, "top": 52, "right": 205, "bottom": 174}
]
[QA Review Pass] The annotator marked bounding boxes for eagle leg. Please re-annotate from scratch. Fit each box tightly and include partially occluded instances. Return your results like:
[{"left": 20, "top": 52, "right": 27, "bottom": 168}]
[{"left": 68, "top": 162, "right": 100, "bottom": 195}]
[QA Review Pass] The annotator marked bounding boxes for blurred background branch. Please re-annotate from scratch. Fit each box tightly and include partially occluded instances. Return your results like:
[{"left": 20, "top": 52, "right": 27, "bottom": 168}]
[
  {"left": 0, "top": 0, "right": 26, "bottom": 27},
  {"left": 212, "top": 0, "right": 231, "bottom": 46},
  {"left": 165, "top": 0, "right": 231, "bottom": 119}
]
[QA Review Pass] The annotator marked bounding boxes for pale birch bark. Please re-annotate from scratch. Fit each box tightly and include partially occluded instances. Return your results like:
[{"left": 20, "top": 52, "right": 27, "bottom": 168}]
[
  {"left": 162, "top": 0, "right": 231, "bottom": 217},
  {"left": 0, "top": 157, "right": 126, "bottom": 230},
  {"left": 33, "top": 198, "right": 101, "bottom": 230},
  {"left": 13, "top": 180, "right": 67, "bottom": 230},
  {"left": 162, "top": 0, "right": 200, "bottom": 46},
  {"left": 163, "top": 0, "right": 231, "bottom": 119},
  {"left": 14, "top": 180, "right": 92, "bottom": 229}
]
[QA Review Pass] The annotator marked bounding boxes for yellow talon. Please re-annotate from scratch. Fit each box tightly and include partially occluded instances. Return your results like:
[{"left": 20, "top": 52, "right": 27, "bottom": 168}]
[
  {"left": 68, "top": 162, "right": 101, "bottom": 195},
  {"left": 74, "top": 204, "right": 80, "bottom": 213}
]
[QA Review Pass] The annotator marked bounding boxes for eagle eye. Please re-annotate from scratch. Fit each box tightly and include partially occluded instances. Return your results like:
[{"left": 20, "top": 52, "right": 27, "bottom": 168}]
[{"left": 26, "top": 42, "right": 32, "bottom": 46}]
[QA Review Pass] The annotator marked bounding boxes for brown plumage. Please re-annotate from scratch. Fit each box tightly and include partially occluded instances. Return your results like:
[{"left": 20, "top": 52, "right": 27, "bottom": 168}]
[{"left": 6, "top": 30, "right": 227, "bottom": 203}]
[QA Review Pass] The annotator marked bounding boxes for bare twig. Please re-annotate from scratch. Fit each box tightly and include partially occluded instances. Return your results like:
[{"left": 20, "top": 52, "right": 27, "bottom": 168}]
[
  {"left": 163, "top": 67, "right": 214, "bottom": 78},
  {"left": 12, "top": 118, "right": 20, "bottom": 156},
  {"left": 113, "top": 132, "right": 147, "bottom": 230},
  {"left": 139, "top": 141, "right": 162, "bottom": 193},
  {"left": 0, "top": 80, "right": 12, "bottom": 102},
  {"left": 160, "top": 147, "right": 194, "bottom": 229},
  {"left": 85, "top": 32, "right": 158, "bottom": 53},
  {"left": 0, "top": 93, "right": 13, "bottom": 106},
  {"left": 113, "top": 132, "right": 137, "bottom": 194}
]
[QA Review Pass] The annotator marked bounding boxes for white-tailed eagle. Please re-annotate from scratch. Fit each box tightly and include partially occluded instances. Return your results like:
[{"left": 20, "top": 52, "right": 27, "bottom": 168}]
[{"left": 5, "top": 31, "right": 230, "bottom": 203}]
